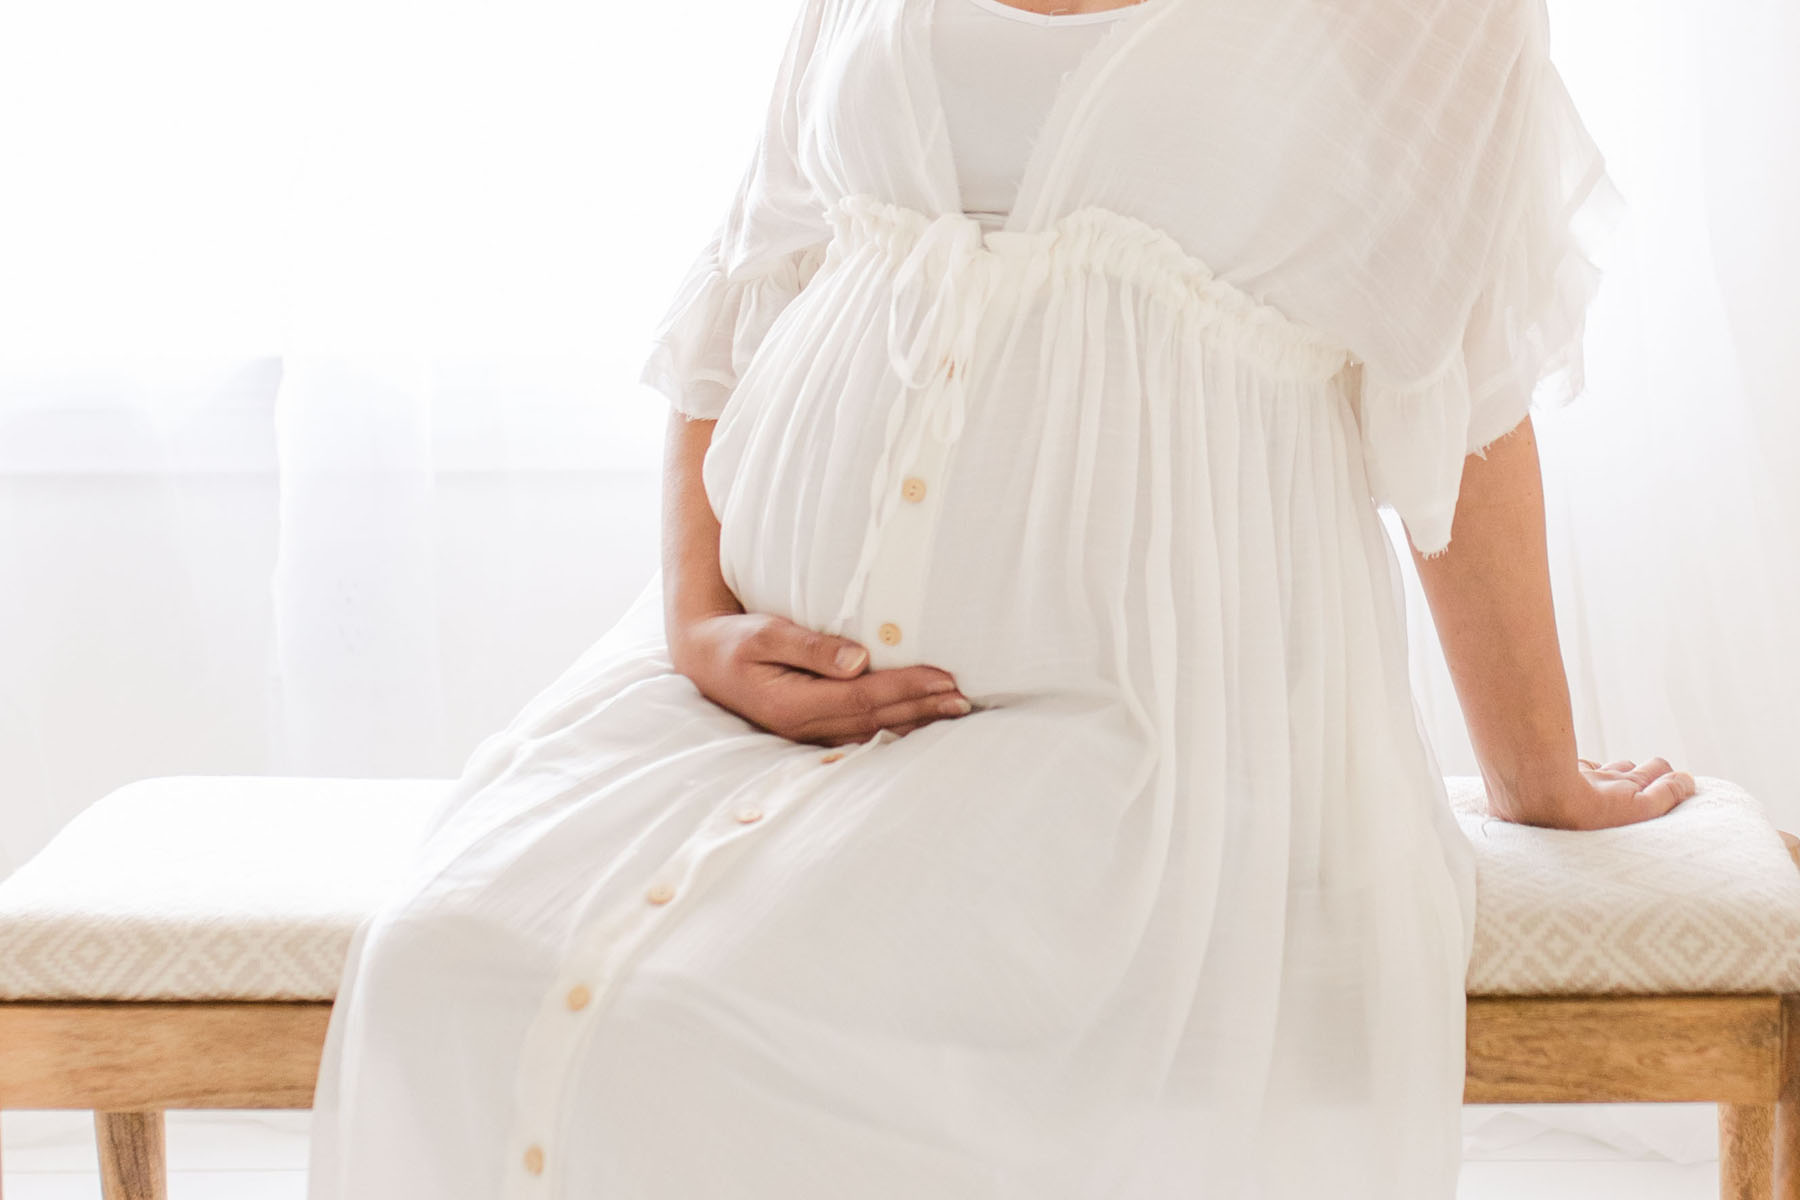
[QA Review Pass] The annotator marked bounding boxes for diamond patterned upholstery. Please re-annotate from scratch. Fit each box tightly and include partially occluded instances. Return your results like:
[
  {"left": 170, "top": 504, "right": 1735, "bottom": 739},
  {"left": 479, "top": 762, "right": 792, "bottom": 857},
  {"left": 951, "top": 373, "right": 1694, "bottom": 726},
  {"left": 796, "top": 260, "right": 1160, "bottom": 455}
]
[{"left": 1, "top": 774, "right": 1796, "bottom": 1001}]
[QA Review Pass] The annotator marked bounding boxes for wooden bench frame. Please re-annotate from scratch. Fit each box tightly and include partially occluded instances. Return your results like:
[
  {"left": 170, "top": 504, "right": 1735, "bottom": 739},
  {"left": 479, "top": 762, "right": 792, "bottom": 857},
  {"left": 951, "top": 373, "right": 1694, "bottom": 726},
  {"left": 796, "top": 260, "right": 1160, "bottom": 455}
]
[{"left": 6, "top": 835, "right": 1800, "bottom": 1199}]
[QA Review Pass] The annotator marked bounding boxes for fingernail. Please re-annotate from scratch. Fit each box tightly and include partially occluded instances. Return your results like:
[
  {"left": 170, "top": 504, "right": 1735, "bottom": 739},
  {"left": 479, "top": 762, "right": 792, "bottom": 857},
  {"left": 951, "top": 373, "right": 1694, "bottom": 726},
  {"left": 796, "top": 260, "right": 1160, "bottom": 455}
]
[
  {"left": 836, "top": 646, "right": 867, "bottom": 671},
  {"left": 925, "top": 677, "right": 957, "bottom": 693},
  {"left": 940, "top": 696, "right": 972, "bottom": 715}
]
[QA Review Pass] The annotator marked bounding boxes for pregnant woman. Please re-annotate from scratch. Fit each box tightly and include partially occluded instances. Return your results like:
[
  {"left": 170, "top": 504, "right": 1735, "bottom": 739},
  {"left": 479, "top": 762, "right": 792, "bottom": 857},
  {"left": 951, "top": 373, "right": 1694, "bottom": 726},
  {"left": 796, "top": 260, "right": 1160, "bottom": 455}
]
[{"left": 307, "top": 0, "right": 1695, "bottom": 1195}]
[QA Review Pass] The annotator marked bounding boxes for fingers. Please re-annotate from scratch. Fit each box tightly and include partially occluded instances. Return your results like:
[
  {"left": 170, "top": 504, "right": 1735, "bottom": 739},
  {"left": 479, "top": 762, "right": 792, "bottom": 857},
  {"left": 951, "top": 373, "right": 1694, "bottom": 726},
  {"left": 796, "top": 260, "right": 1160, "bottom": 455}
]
[
  {"left": 1622, "top": 756, "right": 1674, "bottom": 790},
  {"left": 1618, "top": 756, "right": 1696, "bottom": 825},
  {"left": 1578, "top": 759, "right": 1697, "bottom": 829},
  {"left": 742, "top": 615, "right": 872, "bottom": 679},
  {"left": 824, "top": 665, "right": 961, "bottom": 709},
  {"left": 1576, "top": 757, "right": 1639, "bottom": 777},
  {"left": 1633, "top": 768, "right": 1696, "bottom": 821},
  {"left": 792, "top": 670, "right": 971, "bottom": 743},
  {"left": 805, "top": 690, "right": 974, "bottom": 745},
  {"left": 724, "top": 618, "right": 969, "bottom": 744}
]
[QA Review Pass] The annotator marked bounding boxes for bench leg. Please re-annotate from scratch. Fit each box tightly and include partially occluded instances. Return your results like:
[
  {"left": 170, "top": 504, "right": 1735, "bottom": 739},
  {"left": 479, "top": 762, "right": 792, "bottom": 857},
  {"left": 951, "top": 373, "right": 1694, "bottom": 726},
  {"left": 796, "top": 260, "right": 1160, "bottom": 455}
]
[
  {"left": 1723, "top": 1103, "right": 1776, "bottom": 1200},
  {"left": 95, "top": 1111, "right": 166, "bottom": 1200},
  {"left": 1781, "top": 993, "right": 1800, "bottom": 1199},
  {"left": 1778, "top": 1095, "right": 1800, "bottom": 1200}
]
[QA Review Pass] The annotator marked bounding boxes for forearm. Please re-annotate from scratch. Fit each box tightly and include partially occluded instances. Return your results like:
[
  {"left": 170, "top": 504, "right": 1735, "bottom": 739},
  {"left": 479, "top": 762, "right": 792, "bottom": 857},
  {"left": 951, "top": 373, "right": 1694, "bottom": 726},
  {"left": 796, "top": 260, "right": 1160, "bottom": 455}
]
[
  {"left": 1410, "top": 415, "right": 1581, "bottom": 823},
  {"left": 661, "top": 411, "right": 744, "bottom": 650}
]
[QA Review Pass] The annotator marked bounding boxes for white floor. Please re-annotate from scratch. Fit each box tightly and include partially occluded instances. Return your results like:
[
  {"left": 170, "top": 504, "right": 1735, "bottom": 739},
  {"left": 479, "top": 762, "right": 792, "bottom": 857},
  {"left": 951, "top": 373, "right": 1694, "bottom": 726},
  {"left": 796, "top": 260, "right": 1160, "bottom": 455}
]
[{"left": 0, "top": 1105, "right": 1726, "bottom": 1198}]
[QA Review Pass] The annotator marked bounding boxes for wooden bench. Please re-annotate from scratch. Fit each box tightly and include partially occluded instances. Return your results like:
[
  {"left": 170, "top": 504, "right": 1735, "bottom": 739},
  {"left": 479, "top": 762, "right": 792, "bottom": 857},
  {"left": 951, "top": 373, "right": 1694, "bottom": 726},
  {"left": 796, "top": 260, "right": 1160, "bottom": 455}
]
[{"left": 4, "top": 774, "right": 1800, "bottom": 1199}]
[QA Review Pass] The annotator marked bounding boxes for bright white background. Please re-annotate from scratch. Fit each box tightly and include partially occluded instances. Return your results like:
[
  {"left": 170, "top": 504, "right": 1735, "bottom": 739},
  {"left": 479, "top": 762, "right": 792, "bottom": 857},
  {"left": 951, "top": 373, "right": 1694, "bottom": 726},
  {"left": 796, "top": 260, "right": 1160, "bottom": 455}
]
[{"left": 1, "top": 0, "right": 1797, "bottom": 1182}]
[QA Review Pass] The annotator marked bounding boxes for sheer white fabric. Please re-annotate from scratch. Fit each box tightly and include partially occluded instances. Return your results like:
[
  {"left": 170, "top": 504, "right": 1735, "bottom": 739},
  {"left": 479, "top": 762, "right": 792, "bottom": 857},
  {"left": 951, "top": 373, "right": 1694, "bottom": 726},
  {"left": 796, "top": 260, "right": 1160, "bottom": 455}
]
[
  {"left": 931, "top": 0, "right": 1123, "bottom": 231},
  {"left": 308, "top": 0, "right": 1619, "bottom": 1196},
  {"left": 636, "top": 0, "right": 1621, "bottom": 559}
]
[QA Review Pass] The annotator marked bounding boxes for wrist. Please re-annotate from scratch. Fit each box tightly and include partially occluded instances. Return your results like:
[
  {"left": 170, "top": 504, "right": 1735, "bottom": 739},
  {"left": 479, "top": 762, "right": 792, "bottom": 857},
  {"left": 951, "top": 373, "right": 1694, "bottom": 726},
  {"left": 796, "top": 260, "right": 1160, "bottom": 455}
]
[
  {"left": 664, "top": 597, "right": 743, "bottom": 674},
  {"left": 1478, "top": 756, "right": 1586, "bottom": 827}
]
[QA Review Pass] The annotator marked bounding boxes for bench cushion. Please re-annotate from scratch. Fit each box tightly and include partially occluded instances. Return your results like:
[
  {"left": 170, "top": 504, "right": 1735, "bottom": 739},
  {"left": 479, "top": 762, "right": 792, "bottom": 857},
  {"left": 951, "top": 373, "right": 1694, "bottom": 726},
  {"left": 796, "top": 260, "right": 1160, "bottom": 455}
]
[
  {"left": 1, "top": 774, "right": 1798, "bottom": 1001},
  {"left": 0, "top": 776, "right": 445, "bottom": 1001},
  {"left": 1450, "top": 775, "right": 1800, "bottom": 995}
]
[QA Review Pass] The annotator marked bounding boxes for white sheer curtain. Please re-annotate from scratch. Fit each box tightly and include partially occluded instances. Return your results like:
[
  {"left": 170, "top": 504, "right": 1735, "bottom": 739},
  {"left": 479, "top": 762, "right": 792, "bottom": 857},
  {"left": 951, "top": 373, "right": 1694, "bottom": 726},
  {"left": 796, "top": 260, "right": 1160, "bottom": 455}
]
[
  {"left": 1, "top": 0, "right": 1795, "bottom": 1169},
  {"left": 0, "top": 0, "right": 790, "bottom": 869},
  {"left": 1411, "top": 0, "right": 1800, "bottom": 1164}
]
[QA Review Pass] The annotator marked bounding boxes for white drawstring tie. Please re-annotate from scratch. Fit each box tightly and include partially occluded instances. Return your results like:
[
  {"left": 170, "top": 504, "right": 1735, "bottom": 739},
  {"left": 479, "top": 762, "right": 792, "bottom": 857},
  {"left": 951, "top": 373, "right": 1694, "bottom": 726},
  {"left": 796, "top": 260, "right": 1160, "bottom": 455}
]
[{"left": 831, "top": 210, "right": 1017, "bottom": 636}]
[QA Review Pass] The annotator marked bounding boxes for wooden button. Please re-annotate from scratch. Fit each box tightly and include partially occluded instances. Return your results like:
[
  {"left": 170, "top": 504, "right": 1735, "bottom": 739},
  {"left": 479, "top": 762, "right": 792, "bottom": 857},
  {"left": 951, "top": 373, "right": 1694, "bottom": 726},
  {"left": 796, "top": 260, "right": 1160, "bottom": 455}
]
[
  {"left": 523, "top": 1145, "right": 545, "bottom": 1175},
  {"left": 734, "top": 806, "right": 764, "bottom": 823},
  {"left": 646, "top": 882, "right": 676, "bottom": 905},
  {"left": 820, "top": 751, "right": 845, "bottom": 764},
  {"left": 877, "top": 622, "right": 902, "bottom": 646},
  {"left": 900, "top": 477, "right": 927, "bottom": 503},
  {"left": 565, "top": 984, "right": 591, "bottom": 1011}
]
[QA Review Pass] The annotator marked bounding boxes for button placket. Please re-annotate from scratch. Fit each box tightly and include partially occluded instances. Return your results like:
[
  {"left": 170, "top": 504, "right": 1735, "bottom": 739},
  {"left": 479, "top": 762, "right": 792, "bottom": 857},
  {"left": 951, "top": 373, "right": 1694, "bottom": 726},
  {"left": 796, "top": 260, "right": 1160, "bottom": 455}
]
[
  {"left": 500, "top": 736, "right": 898, "bottom": 1198},
  {"left": 501, "top": 767, "right": 794, "bottom": 1197},
  {"left": 851, "top": 228, "right": 1022, "bottom": 671},
  {"left": 828, "top": 215, "right": 1013, "bottom": 651},
  {"left": 858, "top": 410, "right": 958, "bottom": 672}
]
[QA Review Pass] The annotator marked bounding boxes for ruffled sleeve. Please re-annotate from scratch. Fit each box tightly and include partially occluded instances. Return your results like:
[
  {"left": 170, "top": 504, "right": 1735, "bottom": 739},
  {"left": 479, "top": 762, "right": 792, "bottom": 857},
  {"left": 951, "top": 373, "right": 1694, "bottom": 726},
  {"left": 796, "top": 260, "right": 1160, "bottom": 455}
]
[
  {"left": 637, "top": 0, "right": 835, "bottom": 422},
  {"left": 1351, "top": 0, "right": 1624, "bottom": 558}
]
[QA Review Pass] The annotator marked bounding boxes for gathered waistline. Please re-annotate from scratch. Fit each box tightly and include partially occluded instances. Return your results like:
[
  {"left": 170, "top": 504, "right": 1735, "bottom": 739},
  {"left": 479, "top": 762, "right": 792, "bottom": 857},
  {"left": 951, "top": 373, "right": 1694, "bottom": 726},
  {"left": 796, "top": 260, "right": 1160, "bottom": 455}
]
[
  {"left": 816, "top": 191, "right": 1355, "bottom": 643},
  {"left": 822, "top": 192, "right": 1355, "bottom": 386}
]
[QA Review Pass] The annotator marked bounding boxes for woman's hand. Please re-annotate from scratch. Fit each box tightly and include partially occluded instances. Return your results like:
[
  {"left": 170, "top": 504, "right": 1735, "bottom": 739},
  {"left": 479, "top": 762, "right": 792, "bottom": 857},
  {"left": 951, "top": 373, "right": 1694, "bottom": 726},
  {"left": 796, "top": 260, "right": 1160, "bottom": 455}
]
[
  {"left": 670, "top": 610, "right": 974, "bottom": 747},
  {"left": 1412, "top": 416, "right": 1697, "bottom": 834},
  {"left": 659, "top": 413, "right": 972, "bottom": 747},
  {"left": 1487, "top": 755, "right": 1698, "bottom": 830}
]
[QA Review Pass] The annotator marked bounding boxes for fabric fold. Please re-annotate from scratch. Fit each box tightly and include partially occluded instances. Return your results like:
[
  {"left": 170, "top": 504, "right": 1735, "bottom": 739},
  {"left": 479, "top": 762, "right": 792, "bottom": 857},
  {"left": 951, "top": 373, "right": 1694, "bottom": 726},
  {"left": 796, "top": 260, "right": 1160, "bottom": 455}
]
[
  {"left": 637, "top": 238, "right": 830, "bottom": 422},
  {"left": 633, "top": 0, "right": 834, "bottom": 423},
  {"left": 1352, "top": 349, "right": 1475, "bottom": 561},
  {"left": 1352, "top": 18, "right": 1625, "bottom": 559}
]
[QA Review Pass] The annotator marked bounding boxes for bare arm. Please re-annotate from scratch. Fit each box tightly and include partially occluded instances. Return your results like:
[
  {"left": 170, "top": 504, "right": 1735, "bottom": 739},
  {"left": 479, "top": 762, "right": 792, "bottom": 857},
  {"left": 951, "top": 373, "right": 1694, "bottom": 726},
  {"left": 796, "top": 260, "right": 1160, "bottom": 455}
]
[
  {"left": 660, "top": 412, "right": 744, "bottom": 635},
  {"left": 659, "top": 410, "right": 971, "bottom": 745},
  {"left": 1409, "top": 415, "right": 1694, "bottom": 829}
]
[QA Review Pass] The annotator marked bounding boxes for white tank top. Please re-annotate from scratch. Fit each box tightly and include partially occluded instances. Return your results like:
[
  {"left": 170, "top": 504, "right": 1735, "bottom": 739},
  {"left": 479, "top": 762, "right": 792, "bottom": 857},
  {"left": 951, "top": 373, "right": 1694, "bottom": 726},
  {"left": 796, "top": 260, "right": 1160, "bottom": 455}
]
[{"left": 930, "top": 0, "right": 1132, "bottom": 233}]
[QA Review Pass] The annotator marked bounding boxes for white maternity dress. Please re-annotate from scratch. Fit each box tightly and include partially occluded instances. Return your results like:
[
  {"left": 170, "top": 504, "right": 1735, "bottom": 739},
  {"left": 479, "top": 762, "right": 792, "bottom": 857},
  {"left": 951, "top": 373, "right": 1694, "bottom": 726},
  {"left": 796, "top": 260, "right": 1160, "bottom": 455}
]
[{"left": 306, "top": 0, "right": 1619, "bottom": 1194}]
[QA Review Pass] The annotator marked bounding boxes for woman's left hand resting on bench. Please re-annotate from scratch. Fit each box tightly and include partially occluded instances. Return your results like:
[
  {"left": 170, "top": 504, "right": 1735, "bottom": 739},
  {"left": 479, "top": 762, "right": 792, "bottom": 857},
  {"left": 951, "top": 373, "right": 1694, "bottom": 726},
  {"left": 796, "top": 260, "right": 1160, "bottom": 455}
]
[{"left": 1412, "top": 414, "right": 1697, "bottom": 831}]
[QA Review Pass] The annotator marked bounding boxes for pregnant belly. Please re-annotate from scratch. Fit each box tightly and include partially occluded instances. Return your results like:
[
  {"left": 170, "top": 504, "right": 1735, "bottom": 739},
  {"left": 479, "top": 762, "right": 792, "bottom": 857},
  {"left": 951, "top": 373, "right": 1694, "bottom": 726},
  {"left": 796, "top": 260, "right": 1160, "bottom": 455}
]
[
  {"left": 696, "top": 244, "right": 1371, "bottom": 709},
  {"left": 701, "top": 274, "right": 1145, "bottom": 704},
  {"left": 701, "top": 276, "right": 896, "bottom": 646}
]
